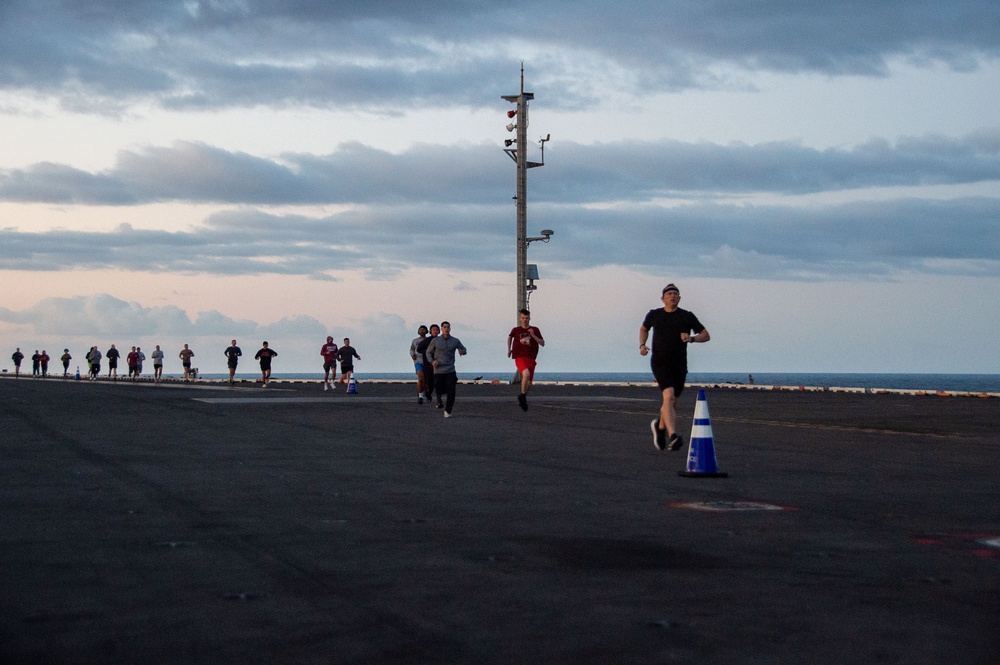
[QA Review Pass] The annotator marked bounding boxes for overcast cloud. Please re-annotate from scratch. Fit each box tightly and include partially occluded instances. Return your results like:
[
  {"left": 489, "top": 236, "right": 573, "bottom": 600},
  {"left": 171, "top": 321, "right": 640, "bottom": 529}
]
[
  {"left": 4, "top": 132, "right": 1000, "bottom": 205},
  {"left": 2, "top": 133, "right": 999, "bottom": 280},
  {"left": 2, "top": 1, "right": 999, "bottom": 112}
]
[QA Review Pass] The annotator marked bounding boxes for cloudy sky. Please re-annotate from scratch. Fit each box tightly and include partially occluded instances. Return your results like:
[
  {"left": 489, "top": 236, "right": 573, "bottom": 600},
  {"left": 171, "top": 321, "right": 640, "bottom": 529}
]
[{"left": 2, "top": 0, "right": 999, "bottom": 376}]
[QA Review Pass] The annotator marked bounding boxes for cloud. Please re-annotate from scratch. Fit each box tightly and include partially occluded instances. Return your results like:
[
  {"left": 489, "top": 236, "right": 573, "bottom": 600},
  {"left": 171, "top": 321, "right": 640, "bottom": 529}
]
[
  {"left": 0, "top": 294, "right": 191, "bottom": 338},
  {"left": 1, "top": 1, "right": 997, "bottom": 113},
  {"left": 549, "top": 196, "right": 1000, "bottom": 278},
  {"left": 0, "top": 141, "right": 511, "bottom": 205},
  {"left": 258, "top": 315, "right": 328, "bottom": 339},
  {"left": 0, "top": 293, "right": 326, "bottom": 339},
  {"left": 4, "top": 132, "right": 1000, "bottom": 206},
  {"left": 540, "top": 132, "right": 1000, "bottom": 201},
  {"left": 1, "top": 194, "right": 998, "bottom": 281},
  {"left": 2, "top": 131, "right": 998, "bottom": 281}
]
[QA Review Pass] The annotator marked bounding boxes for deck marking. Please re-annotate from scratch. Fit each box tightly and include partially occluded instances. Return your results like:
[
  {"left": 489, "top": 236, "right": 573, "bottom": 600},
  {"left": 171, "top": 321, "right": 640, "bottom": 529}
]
[
  {"left": 193, "top": 395, "right": 651, "bottom": 405},
  {"left": 670, "top": 501, "right": 798, "bottom": 512}
]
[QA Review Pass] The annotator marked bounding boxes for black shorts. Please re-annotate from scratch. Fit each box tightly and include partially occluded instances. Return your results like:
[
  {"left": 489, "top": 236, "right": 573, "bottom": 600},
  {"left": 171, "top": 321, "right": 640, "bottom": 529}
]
[
  {"left": 228, "top": 359, "right": 239, "bottom": 369},
  {"left": 652, "top": 363, "right": 687, "bottom": 397},
  {"left": 323, "top": 361, "right": 335, "bottom": 372}
]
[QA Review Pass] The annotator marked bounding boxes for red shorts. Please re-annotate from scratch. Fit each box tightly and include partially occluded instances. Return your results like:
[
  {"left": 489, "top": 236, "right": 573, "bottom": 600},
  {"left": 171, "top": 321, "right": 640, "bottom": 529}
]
[{"left": 514, "top": 357, "right": 537, "bottom": 379}]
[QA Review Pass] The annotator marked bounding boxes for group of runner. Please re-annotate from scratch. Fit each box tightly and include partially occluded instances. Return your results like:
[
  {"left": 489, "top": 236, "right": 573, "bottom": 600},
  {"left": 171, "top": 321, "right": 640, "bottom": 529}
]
[
  {"left": 402, "top": 282, "right": 709, "bottom": 431},
  {"left": 318, "top": 337, "right": 362, "bottom": 391},
  {"left": 7, "top": 285, "right": 708, "bottom": 436},
  {"left": 220, "top": 337, "right": 363, "bottom": 389},
  {"left": 9, "top": 345, "right": 166, "bottom": 381},
  {"left": 398, "top": 283, "right": 709, "bottom": 436},
  {"left": 406, "top": 310, "right": 545, "bottom": 417},
  {"left": 407, "top": 321, "right": 469, "bottom": 418},
  {"left": 9, "top": 349, "right": 57, "bottom": 378},
  {"left": 83, "top": 344, "right": 168, "bottom": 382}
]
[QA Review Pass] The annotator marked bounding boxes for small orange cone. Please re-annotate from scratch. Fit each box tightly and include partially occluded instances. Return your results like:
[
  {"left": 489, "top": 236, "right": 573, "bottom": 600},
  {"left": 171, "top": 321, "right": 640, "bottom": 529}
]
[{"left": 679, "top": 389, "right": 728, "bottom": 478}]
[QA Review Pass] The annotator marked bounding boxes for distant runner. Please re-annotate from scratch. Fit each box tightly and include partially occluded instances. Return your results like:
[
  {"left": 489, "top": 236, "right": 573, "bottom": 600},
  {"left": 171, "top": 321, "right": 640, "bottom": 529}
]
[
  {"left": 151, "top": 345, "right": 165, "bottom": 382},
  {"left": 336, "top": 339, "right": 361, "bottom": 389},
  {"left": 254, "top": 341, "right": 277, "bottom": 388},
  {"left": 409, "top": 325, "right": 429, "bottom": 404},
  {"left": 11, "top": 348, "right": 24, "bottom": 377},
  {"left": 320, "top": 336, "right": 339, "bottom": 391},
  {"left": 225, "top": 340, "right": 242, "bottom": 385},
  {"left": 106, "top": 344, "right": 121, "bottom": 379},
  {"left": 179, "top": 344, "right": 195, "bottom": 382}
]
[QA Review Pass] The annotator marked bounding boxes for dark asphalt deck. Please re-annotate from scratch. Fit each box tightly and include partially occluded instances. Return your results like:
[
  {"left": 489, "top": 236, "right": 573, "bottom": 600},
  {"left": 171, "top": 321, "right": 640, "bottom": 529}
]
[{"left": 2, "top": 376, "right": 998, "bottom": 664}]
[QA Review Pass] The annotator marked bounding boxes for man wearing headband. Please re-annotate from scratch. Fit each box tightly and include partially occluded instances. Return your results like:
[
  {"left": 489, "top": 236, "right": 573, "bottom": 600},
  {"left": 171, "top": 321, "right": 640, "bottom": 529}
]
[{"left": 639, "top": 283, "right": 710, "bottom": 452}]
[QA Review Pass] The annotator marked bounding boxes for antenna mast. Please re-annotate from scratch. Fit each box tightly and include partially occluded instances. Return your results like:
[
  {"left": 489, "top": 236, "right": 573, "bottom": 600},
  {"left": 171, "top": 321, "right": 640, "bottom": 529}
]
[{"left": 501, "top": 64, "right": 550, "bottom": 318}]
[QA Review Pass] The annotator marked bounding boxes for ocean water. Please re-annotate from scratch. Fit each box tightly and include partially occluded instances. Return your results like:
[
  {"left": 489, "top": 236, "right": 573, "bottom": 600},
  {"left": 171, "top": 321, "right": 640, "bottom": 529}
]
[{"left": 192, "top": 372, "right": 1000, "bottom": 393}]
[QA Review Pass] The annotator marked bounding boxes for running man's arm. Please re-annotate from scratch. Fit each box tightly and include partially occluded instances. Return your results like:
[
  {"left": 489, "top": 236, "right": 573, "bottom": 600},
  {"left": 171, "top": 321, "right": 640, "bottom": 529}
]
[
  {"left": 683, "top": 329, "right": 710, "bottom": 343},
  {"left": 639, "top": 325, "right": 650, "bottom": 355}
]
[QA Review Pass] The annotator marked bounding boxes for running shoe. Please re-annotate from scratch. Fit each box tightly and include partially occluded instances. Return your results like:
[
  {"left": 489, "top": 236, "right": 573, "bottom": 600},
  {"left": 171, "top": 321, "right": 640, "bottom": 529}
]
[
  {"left": 668, "top": 433, "right": 684, "bottom": 451},
  {"left": 518, "top": 393, "right": 528, "bottom": 411},
  {"left": 651, "top": 419, "right": 666, "bottom": 451}
]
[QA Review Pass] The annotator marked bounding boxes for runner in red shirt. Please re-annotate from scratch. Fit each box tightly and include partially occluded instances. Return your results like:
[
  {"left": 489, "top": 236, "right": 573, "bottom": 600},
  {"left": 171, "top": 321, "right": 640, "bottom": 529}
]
[
  {"left": 126, "top": 347, "right": 140, "bottom": 380},
  {"left": 507, "top": 309, "right": 544, "bottom": 411},
  {"left": 320, "top": 336, "right": 339, "bottom": 391}
]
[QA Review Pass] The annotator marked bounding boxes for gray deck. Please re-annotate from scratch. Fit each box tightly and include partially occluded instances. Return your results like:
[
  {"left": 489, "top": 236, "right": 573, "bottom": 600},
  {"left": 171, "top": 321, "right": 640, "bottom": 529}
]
[{"left": 2, "top": 376, "right": 998, "bottom": 664}]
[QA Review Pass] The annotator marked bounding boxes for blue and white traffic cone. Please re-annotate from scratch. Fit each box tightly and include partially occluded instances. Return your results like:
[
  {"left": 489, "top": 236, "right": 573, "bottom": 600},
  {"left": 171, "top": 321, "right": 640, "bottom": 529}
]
[
  {"left": 346, "top": 376, "right": 357, "bottom": 394},
  {"left": 679, "top": 389, "right": 728, "bottom": 478}
]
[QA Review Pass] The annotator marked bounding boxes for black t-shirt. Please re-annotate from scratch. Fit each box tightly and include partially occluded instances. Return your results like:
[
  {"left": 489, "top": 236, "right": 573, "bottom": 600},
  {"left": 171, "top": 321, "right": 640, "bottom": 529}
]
[
  {"left": 642, "top": 307, "right": 704, "bottom": 370},
  {"left": 255, "top": 348, "right": 277, "bottom": 366},
  {"left": 337, "top": 346, "right": 358, "bottom": 366}
]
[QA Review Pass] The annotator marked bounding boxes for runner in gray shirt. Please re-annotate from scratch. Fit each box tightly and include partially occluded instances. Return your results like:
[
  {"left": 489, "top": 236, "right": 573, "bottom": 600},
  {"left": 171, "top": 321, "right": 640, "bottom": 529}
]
[{"left": 423, "top": 321, "right": 467, "bottom": 417}]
